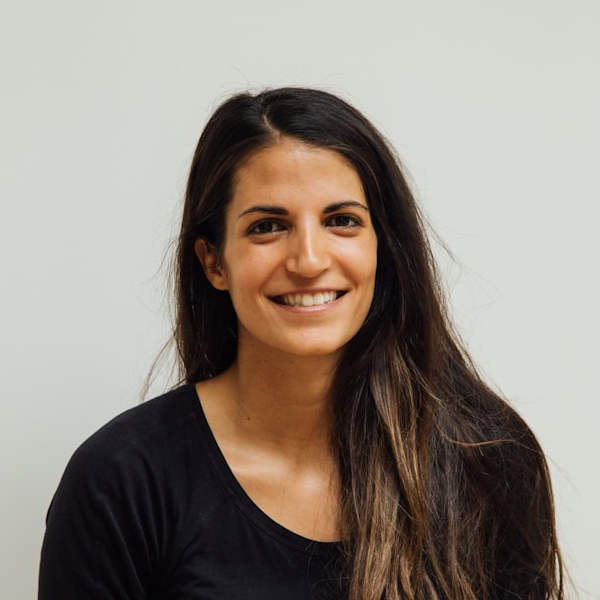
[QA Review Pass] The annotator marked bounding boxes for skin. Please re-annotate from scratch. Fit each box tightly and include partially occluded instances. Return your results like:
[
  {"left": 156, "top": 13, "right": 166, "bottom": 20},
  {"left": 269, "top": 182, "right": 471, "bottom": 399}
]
[{"left": 193, "top": 136, "right": 378, "bottom": 540}]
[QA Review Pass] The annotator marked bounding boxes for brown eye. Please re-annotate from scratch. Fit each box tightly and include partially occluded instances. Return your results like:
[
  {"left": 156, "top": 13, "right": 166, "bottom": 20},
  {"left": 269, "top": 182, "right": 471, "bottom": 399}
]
[
  {"left": 248, "top": 220, "right": 286, "bottom": 235},
  {"left": 328, "top": 214, "right": 362, "bottom": 228}
]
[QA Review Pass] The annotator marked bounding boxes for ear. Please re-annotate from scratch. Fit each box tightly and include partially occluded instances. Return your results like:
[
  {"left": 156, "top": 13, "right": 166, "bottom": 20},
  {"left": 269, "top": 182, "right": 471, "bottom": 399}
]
[{"left": 193, "top": 238, "right": 229, "bottom": 291}]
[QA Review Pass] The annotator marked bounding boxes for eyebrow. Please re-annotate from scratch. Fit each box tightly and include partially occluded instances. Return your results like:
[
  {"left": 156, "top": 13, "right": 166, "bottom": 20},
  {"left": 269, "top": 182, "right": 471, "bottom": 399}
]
[{"left": 237, "top": 201, "right": 369, "bottom": 219}]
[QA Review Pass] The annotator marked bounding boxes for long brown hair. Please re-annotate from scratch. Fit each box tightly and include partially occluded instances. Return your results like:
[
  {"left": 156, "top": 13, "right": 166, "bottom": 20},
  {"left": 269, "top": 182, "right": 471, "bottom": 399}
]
[{"left": 145, "top": 87, "right": 566, "bottom": 599}]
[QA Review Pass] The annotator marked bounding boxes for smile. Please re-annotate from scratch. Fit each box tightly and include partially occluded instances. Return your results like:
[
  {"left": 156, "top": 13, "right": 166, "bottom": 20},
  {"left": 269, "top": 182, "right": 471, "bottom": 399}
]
[{"left": 269, "top": 290, "right": 348, "bottom": 312}]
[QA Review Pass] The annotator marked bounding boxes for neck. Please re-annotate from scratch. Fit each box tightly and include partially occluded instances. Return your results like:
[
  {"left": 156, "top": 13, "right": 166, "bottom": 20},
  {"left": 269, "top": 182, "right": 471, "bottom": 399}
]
[{"left": 220, "top": 336, "right": 339, "bottom": 469}]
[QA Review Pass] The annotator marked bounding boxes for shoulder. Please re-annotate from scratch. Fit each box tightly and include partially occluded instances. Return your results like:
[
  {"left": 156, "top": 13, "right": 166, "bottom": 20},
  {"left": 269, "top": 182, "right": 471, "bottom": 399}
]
[
  {"left": 437, "top": 390, "right": 551, "bottom": 512},
  {"left": 41, "top": 384, "right": 205, "bottom": 595},
  {"left": 479, "top": 395, "right": 547, "bottom": 484},
  {"left": 433, "top": 391, "right": 558, "bottom": 594},
  {"left": 41, "top": 383, "right": 230, "bottom": 596},
  {"left": 449, "top": 389, "right": 546, "bottom": 468},
  {"left": 54, "top": 383, "right": 206, "bottom": 503},
  {"left": 80, "top": 383, "right": 196, "bottom": 447}
]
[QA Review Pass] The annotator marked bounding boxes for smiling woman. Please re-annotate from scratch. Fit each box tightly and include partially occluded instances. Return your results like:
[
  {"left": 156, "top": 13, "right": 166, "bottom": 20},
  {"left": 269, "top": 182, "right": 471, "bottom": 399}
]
[
  {"left": 38, "top": 88, "right": 566, "bottom": 600},
  {"left": 193, "top": 137, "right": 378, "bottom": 360}
]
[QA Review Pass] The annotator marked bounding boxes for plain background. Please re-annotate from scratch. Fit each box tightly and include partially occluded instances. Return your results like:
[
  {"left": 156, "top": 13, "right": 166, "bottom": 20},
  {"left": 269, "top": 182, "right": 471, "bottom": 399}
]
[{"left": 1, "top": 1, "right": 598, "bottom": 598}]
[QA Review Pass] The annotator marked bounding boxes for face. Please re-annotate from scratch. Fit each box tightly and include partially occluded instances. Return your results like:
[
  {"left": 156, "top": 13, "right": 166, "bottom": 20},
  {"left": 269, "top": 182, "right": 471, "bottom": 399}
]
[{"left": 195, "top": 136, "right": 378, "bottom": 359}]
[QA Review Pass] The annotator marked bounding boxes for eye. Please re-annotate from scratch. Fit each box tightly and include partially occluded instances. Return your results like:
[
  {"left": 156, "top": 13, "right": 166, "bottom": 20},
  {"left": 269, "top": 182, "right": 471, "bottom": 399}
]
[
  {"left": 327, "top": 214, "right": 362, "bottom": 228},
  {"left": 247, "top": 219, "right": 286, "bottom": 235},
  {"left": 247, "top": 214, "right": 363, "bottom": 236}
]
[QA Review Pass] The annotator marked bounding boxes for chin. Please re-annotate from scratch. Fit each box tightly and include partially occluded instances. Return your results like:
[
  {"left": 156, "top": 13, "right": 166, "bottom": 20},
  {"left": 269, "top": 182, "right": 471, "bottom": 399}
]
[
  {"left": 277, "top": 337, "right": 348, "bottom": 358},
  {"left": 288, "top": 347, "right": 341, "bottom": 358}
]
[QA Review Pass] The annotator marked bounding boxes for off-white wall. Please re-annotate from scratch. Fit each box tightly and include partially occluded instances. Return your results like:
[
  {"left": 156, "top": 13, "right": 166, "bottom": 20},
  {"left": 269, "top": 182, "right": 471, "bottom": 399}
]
[{"left": 1, "top": 1, "right": 598, "bottom": 598}]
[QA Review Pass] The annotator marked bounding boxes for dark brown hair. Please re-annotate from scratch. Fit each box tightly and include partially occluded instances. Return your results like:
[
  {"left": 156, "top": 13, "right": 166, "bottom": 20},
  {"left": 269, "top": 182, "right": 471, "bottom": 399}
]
[{"left": 146, "top": 87, "right": 566, "bottom": 599}]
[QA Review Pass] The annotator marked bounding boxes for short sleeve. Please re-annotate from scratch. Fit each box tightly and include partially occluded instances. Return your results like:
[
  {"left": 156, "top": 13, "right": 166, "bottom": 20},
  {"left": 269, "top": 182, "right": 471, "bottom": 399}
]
[{"left": 38, "top": 437, "right": 158, "bottom": 599}]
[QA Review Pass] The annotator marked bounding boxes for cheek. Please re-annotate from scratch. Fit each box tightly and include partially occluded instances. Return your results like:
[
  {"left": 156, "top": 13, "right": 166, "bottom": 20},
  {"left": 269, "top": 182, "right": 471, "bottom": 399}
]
[
  {"left": 225, "top": 248, "right": 274, "bottom": 301},
  {"left": 347, "top": 238, "right": 378, "bottom": 284}
]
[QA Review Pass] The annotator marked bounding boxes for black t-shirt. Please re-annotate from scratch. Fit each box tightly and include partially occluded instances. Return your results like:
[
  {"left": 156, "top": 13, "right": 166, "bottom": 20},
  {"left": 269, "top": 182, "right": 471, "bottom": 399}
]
[{"left": 38, "top": 383, "right": 346, "bottom": 599}]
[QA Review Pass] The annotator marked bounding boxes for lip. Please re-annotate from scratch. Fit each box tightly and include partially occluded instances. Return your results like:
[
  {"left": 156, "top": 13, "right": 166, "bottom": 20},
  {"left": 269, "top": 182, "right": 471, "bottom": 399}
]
[
  {"left": 268, "top": 290, "right": 348, "bottom": 313},
  {"left": 269, "top": 287, "right": 347, "bottom": 297}
]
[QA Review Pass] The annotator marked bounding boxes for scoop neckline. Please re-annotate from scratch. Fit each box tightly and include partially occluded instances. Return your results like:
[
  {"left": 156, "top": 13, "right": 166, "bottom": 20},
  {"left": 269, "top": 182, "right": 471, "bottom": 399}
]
[{"left": 184, "top": 382, "right": 343, "bottom": 555}]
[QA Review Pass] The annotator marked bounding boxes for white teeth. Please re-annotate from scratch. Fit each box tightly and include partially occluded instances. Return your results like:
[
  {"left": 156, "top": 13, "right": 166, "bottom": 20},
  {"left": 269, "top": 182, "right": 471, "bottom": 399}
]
[{"left": 280, "top": 291, "right": 338, "bottom": 307}]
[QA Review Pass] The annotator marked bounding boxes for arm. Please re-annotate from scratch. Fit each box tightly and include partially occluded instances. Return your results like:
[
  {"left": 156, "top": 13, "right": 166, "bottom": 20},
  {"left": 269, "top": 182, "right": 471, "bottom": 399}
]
[
  {"left": 488, "top": 423, "right": 563, "bottom": 599},
  {"left": 38, "top": 438, "right": 157, "bottom": 599}
]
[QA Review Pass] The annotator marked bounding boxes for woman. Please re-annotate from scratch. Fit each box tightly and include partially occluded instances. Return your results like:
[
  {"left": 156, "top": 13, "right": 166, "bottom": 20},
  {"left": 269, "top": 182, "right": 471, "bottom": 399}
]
[{"left": 38, "top": 87, "right": 565, "bottom": 599}]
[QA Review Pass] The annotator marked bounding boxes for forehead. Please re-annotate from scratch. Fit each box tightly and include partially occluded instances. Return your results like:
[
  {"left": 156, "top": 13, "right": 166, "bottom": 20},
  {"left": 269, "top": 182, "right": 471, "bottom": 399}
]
[{"left": 230, "top": 138, "right": 365, "bottom": 206}]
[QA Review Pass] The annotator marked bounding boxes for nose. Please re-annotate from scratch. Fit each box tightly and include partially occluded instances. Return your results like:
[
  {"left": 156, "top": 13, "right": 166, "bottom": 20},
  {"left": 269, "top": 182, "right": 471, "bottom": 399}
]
[{"left": 285, "top": 220, "right": 331, "bottom": 277}]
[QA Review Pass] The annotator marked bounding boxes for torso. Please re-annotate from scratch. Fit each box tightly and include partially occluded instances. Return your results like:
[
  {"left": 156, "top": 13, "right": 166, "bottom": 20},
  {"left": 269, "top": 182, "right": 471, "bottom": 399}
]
[{"left": 194, "top": 379, "right": 343, "bottom": 543}]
